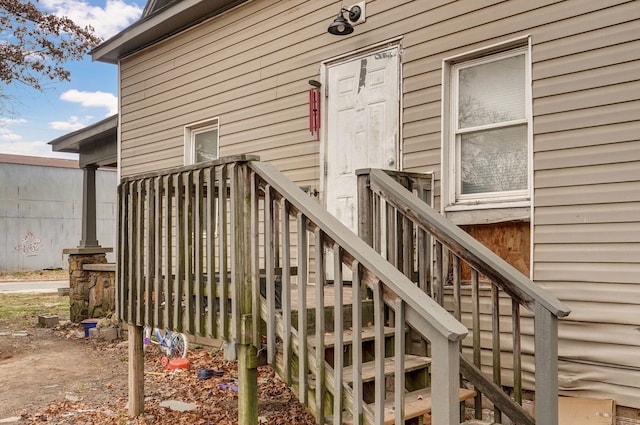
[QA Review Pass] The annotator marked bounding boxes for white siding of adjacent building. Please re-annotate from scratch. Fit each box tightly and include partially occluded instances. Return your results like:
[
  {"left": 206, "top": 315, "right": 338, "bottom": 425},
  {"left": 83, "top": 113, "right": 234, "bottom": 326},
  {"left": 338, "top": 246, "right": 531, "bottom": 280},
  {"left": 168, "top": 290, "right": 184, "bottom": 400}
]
[{"left": 0, "top": 157, "right": 117, "bottom": 272}]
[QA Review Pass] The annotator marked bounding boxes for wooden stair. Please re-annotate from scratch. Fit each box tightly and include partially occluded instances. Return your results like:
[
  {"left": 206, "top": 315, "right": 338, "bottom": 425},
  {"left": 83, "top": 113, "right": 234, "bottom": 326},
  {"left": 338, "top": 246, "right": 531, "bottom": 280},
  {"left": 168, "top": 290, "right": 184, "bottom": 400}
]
[
  {"left": 308, "top": 326, "right": 395, "bottom": 350},
  {"left": 341, "top": 354, "right": 431, "bottom": 384},
  {"left": 344, "top": 387, "right": 477, "bottom": 425},
  {"left": 305, "top": 324, "right": 474, "bottom": 424},
  {"left": 268, "top": 297, "right": 474, "bottom": 423}
]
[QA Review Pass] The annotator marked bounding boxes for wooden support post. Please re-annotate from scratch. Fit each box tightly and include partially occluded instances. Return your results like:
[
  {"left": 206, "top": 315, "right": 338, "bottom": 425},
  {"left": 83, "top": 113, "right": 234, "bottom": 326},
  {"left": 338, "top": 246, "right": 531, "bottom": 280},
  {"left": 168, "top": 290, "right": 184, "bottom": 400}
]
[
  {"left": 430, "top": 337, "right": 460, "bottom": 425},
  {"left": 128, "top": 324, "right": 144, "bottom": 417},
  {"left": 535, "top": 305, "right": 559, "bottom": 425},
  {"left": 238, "top": 315, "right": 258, "bottom": 425},
  {"left": 357, "top": 171, "right": 373, "bottom": 247},
  {"left": 234, "top": 163, "right": 258, "bottom": 425}
]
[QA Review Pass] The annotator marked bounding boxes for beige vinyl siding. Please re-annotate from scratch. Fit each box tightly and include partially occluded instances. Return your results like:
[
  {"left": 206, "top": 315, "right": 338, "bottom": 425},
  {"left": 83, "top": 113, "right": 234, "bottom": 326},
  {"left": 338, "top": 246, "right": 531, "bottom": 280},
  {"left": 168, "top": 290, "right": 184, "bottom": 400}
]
[
  {"left": 530, "top": 0, "right": 640, "bottom": 408},
  {"left": 117, "top": 0, "right": 640, "bottom": 408},
  {"left": 119, "top": 0, "right": 338, "bottom": 178}
]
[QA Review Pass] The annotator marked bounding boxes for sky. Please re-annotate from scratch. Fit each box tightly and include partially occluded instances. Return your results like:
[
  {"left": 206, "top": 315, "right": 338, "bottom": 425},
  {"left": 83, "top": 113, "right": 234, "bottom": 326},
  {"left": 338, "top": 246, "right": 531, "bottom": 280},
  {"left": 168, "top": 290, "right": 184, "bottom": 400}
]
[{"left": 0, "top": 0, "right": 148, "bottom": 159}]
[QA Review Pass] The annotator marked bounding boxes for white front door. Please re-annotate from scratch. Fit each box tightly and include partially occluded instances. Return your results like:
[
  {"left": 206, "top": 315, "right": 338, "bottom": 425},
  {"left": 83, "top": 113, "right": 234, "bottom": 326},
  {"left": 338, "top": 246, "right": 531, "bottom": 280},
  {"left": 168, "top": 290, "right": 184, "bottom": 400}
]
[{"left": 325, "top": 46, "right": 400, "bottom": 235}]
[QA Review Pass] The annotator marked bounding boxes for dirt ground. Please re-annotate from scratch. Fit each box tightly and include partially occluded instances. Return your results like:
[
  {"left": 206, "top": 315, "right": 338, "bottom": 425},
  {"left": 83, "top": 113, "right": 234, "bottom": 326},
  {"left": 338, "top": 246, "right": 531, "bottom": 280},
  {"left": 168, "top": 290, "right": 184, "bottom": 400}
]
[
  {"left": 0, "top": 322, "right": 316, "bottom": 424},
  {"left": 0, "top": 274, "right": 315, "bottom": 424},
  {"left": 0, "top": 325, "right": 128, "bottom": 421}
]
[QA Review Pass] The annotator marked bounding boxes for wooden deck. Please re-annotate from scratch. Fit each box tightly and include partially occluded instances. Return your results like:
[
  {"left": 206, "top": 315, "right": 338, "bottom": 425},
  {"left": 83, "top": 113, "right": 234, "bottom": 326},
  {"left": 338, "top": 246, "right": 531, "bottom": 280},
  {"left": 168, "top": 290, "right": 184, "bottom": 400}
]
[{"left": 119, "top": 157, "right": 568, "bottom": 424}]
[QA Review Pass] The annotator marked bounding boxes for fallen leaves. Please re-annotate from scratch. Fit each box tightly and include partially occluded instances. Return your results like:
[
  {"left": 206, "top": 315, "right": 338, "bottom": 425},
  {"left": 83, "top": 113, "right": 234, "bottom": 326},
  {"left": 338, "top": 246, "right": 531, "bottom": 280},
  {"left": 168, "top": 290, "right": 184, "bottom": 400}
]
[{"left": 19, "top": 328, "right": 316, "bottom": 424}]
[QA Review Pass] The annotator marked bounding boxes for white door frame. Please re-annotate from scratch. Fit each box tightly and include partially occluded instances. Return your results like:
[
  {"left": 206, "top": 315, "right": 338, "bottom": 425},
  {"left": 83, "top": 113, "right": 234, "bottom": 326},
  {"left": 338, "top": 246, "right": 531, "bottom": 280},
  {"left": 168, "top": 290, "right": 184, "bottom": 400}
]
[{"left": 319, "top": 38, "right": 404, "bottom": 209}]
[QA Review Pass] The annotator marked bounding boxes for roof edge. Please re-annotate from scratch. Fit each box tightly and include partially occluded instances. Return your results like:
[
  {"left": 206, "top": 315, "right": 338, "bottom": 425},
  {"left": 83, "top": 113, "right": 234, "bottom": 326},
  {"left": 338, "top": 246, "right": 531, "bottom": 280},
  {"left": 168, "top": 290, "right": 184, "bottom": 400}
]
[
  {"left": 91, "top": 0, "right": 245, "bottom": 64},
  {"left": 49, "top": 114, "right": 117, "bottom": 153},
  {"left": 0, "top": 153, "right": 79, "bottom": 169}
]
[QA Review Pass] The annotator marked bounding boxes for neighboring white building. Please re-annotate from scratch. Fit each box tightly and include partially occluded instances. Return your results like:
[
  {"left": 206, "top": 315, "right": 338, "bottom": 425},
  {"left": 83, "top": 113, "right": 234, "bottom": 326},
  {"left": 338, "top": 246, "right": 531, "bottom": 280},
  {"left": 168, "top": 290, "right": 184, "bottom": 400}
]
[{"left": 0, "top": 154, "right": 117, "bottom": 273}]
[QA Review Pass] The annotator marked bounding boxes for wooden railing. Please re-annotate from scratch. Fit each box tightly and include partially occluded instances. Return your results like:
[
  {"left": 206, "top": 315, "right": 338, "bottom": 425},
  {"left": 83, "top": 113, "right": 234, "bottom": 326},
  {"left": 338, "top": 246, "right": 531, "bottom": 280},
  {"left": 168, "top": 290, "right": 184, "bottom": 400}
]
[
  {"left": 118, "top": 156, "right": 469, "bottom": 424},
  {"left": 248, "top": 160, "right": 470, "bottom": 424},
  {"left": 357, "top": 168, "right": 571, "bottom": 425},
  {"left": 118, "top": 155, "right": 248, "bottom": 342}
]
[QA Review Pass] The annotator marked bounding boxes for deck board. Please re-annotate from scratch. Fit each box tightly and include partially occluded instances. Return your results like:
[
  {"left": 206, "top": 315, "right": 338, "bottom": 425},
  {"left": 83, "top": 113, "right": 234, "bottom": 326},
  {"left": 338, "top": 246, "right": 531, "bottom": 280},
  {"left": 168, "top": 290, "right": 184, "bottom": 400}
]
[
  {"left": 342, "top": 354, "right": 432, "bottom": 384},
  {"left": 306, "top": 326, "right": 394, "bottom": 348}
]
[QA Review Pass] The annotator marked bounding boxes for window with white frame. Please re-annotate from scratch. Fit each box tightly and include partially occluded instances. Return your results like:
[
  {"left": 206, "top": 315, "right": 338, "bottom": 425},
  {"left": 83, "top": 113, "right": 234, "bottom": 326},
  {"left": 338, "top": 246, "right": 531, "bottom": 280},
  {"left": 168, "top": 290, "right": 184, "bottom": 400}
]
[
  {"left": 447, "top": 46, "right": 531, "bottom": 207},
  {"left": 184, "top": 118, "right": 219, "bottom": 165}
]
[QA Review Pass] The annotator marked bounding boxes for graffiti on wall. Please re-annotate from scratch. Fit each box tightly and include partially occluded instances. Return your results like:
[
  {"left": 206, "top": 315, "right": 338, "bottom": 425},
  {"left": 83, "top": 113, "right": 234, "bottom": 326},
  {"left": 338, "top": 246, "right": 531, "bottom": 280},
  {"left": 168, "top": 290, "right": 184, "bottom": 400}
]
[{"left": 14, "top": 232, "right": 42, "bottom": 256}]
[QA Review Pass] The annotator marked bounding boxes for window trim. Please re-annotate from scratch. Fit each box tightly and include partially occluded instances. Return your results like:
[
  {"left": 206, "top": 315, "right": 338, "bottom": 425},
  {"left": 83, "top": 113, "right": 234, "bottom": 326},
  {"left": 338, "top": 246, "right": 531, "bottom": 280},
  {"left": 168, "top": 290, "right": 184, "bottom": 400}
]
[
  {"left": 184, "top": 117, "right": 220, "bottom": 165},
  {"left": 442, "top": 40, "right": 532, "bottom": 213}
]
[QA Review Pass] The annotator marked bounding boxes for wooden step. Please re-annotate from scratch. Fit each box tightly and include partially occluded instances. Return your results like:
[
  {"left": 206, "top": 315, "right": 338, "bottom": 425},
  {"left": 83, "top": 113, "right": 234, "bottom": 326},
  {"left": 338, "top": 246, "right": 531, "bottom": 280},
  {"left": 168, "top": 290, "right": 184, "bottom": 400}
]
[
  {"left": 342, "top": 354, "right": 431, "bottom": 384},
  {"left": 389, "top": 388, "right": 476, "bottom": 425},
  {"left": 307, "top": 326, "right": 395, "bottom": 348},
  {"left": 344, "top": 388, "right": 476, "bottom": 425}
]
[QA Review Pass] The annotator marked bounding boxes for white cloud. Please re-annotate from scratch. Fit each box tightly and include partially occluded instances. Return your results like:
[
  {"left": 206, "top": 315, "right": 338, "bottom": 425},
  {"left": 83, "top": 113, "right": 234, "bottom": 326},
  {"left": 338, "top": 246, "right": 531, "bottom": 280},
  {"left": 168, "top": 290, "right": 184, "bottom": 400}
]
[
  {"left": 60, "top": 89, "right": 117, "bottom": 115},
  {"left": 0, "top": 118, "right": 76, "bottom": 158},
  {"left": 49, "top": 115, "right": 93, "bottom": 131},
  {"left": 40, "top": 0, "right": 143, "bottom": 40},
  {"left": 0, "top": 118, "right": 28, "bottom": 126},
  {"left": 0, "top": 130, "right": 23, "bottom": 141},
  {"left": 0, "top": 140, "right": 78, "bottom": 159},
  {"left": 0, "top": 120, "right": 27, "bottom": 141}
]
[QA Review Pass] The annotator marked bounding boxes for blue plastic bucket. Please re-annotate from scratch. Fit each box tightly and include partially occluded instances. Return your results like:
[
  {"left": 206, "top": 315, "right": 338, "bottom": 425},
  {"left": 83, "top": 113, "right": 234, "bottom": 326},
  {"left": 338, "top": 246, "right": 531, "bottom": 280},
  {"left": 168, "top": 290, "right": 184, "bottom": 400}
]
[{"left": 81, "top": 319, "right": 99, "bottom": 337}]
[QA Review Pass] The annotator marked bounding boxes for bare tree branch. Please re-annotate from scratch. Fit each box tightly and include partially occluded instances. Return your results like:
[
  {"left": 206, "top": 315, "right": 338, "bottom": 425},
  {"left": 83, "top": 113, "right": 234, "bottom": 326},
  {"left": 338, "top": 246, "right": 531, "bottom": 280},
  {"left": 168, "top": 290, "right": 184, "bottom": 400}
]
[{"left": 0, "top": 0, "right": 102, "bottom": 99}]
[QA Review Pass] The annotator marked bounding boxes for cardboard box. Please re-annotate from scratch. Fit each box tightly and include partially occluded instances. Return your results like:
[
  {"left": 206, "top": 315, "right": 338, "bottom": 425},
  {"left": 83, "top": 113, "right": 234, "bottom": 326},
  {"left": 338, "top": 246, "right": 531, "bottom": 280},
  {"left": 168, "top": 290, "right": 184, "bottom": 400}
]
[{"left": 559, "top": 397, "right": 615, "bottom": 425}]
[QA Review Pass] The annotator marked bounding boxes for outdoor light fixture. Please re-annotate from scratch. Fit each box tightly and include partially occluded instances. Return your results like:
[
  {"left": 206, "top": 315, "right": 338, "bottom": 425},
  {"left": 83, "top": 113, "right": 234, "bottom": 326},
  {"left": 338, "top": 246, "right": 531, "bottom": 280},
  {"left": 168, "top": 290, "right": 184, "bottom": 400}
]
[{"left": 327, "top": 5, "right": 362, "bottom": 36}]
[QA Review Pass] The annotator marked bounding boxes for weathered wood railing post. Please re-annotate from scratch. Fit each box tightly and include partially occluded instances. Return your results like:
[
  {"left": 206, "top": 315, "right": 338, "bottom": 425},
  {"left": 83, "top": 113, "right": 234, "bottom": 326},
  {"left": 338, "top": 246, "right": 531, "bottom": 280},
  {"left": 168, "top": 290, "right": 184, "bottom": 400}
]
[
  {"left": 534, "top": 304, "right": 559, "bottom": 425},
  {"left": 430, "top": 336, "right": 461, "bottom": 424},
  {"left": 357, "top": 170, "right": 373, "bottom": 247},
  {"left": 128, "top": 324, "right": 145, "bottom": 416},
  {"left": 233, "top": 161, "right": 258, "bottom": 425}
]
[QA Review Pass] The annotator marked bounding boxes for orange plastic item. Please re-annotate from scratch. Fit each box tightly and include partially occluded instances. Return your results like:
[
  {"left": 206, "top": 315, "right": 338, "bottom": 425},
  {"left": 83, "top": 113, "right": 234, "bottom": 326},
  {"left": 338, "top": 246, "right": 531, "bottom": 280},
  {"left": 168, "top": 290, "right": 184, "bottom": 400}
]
[{"left": 166, "top": 357, "right": 190, "bottom": 371}]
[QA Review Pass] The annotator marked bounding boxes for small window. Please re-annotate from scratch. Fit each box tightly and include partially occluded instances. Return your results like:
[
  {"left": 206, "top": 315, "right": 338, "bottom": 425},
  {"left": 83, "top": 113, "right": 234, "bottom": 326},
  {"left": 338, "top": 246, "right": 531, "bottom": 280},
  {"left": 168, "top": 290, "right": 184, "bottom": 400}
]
[
  {"left": 446, "top": 47, "right": 531, "bottom": 207},
  {"left": 184, "top": 119, "right": 219, "bottom": 165}
]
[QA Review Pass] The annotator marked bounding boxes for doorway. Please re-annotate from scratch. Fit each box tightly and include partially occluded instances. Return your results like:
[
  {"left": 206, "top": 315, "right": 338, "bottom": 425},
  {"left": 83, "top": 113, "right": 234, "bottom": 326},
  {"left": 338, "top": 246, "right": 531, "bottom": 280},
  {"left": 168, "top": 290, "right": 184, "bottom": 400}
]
[{"left": 324, "top": 45, "right": 401, "bottom": 233}]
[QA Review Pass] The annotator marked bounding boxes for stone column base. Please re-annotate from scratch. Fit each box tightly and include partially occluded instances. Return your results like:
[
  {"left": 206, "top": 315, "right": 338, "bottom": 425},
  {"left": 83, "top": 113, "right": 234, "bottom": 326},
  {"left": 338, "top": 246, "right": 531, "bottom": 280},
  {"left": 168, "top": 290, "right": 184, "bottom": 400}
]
[{"left": 64, "top": 247, "right": 114, "bottom": 323}]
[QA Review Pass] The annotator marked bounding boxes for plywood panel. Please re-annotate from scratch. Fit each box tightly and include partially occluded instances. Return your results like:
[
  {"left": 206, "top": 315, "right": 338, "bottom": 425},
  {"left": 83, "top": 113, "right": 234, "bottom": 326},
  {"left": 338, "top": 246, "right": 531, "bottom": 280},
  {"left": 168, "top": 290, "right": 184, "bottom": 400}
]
[{"left": 461, "top": 221, "right": 531, "bottom": 276}]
